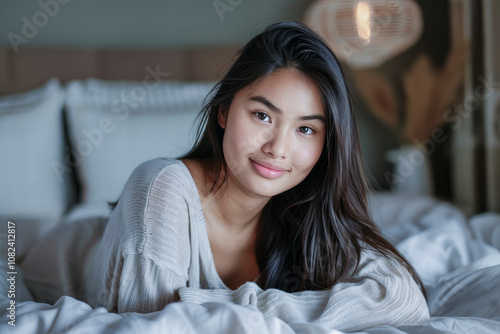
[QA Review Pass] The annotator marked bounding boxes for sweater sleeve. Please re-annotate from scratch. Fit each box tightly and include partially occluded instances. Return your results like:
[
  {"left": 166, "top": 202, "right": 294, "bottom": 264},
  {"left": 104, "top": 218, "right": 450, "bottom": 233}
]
[
  {"left": 177, "top": 248, "right": 430, "bottom": 332},
  {"left": 84, "top": 158, "right": 192, "bottom": 314}
]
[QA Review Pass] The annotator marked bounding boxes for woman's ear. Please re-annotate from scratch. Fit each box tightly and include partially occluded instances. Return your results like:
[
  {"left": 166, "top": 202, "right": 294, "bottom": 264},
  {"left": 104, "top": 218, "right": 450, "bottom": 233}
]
[{"left": 217, "top": 107, "right": 227, "bottom": 129}]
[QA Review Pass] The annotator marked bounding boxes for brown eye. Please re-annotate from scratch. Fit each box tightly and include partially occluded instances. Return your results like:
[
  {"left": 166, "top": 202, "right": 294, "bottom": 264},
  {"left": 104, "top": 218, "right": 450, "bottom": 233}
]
[
  {"left": 298, "top": 126, "right": 314, "bottom": 135},
  {"left": 255, "top": 112, "right": 270, "bottom": 122}
]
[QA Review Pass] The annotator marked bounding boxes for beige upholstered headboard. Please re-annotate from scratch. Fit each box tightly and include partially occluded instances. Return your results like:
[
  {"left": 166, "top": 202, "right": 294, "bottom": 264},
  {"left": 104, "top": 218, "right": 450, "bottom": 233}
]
[{"left": 0, "top": 46, "right": 243, "bottom": 96}]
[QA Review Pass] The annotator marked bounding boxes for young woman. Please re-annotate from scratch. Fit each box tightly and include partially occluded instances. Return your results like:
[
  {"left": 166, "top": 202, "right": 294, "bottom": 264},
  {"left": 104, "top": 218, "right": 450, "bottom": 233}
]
[{"left": 82, "top": 21, "right": 429, "bottom": 331}]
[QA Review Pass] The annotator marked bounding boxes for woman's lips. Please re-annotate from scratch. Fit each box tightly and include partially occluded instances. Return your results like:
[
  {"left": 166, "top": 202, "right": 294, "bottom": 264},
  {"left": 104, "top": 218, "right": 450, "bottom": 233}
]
[{"left": 250, "top": 159, "right": 288, "bottom": 179}]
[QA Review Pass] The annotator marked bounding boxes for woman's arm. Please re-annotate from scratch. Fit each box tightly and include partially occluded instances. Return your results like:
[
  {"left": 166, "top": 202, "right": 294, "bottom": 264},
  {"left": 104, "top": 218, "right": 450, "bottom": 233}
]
[
  {"left": 178, "top": 249, "right": 429, "bottom": 332},
  {"left": 84, "top": 158, "right": 192, "bottom": 313}
]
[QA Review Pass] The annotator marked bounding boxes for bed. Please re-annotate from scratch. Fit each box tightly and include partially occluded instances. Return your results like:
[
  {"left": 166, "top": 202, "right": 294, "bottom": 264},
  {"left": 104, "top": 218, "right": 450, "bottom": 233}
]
[{"left": 1, "top": 47, "right": 500, "bottom": 333}]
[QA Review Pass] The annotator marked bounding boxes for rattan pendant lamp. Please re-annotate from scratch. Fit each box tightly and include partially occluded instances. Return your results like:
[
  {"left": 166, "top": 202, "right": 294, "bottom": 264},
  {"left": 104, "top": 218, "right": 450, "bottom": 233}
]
[{"left": 304, "top": 0, "right": 424, "bottom": 69}]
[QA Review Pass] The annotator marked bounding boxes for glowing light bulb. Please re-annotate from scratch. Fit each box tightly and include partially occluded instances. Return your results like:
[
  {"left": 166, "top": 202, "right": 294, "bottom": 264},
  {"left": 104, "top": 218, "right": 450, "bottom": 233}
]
[{"left": 356, "top": 1, "right": 371, "bottom": 43}]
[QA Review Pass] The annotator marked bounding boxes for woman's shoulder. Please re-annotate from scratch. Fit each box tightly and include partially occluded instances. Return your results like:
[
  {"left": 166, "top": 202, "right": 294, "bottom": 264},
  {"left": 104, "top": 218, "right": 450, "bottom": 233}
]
[
  {"left": 118, "top": 157, "right": 201, "bottom": 216},
  {"left": 357, "top": 245, "right": 427, "bottom": 304},
  {"left": 356, "top": 244, "right": 406, "bottom": 275},
  {"left": 114, "top": 157, "right": 202, "bottom": 259},
  {"left": 354, "top": 245, "right": 430, "bottom": 321},
  {"left": 131, "top": 157, "right": 187, "bottom": 181},
  {"left": 125, "top": 157, "right": 196, "bottom": 193},
  {"left": 351, "top": 244, "right": 417, "bottom": 288}
]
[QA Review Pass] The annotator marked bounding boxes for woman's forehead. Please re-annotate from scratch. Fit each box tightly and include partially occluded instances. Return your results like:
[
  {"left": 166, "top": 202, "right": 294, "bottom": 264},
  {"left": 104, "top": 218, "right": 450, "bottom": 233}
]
[{"left": 237, "top": 69, "right": 325, "bottom": 117}]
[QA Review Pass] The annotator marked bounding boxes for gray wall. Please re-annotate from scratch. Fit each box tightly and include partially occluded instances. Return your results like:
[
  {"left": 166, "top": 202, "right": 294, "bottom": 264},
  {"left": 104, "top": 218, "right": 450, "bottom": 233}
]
[{"left": 0, "top": 0, "right": 310, "bottom": 48}]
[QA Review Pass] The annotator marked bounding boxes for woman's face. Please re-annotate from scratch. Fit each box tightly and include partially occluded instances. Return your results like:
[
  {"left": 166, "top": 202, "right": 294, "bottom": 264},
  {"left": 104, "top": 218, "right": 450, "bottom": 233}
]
[{"left": 218, "top": 69, "right": 326, "bottom": 198}]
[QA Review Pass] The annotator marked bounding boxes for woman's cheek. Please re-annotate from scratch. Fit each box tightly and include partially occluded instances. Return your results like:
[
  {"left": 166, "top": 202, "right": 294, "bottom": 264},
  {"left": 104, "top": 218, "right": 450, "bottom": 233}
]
[
  {"left": 297, "top": 147, "right": 316, "bottom": 168},
  {"left": 233, "top": 121, "right": 264, "bottom": 154},
  {"left": 223, "top": 122, "right": 255, "bottom": 176}
]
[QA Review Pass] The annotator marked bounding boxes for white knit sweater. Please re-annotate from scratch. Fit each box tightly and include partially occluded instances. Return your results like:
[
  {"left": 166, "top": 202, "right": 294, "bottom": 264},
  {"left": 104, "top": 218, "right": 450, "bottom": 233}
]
[{"left": 80, "top": 157, "right": 429, "bottom": 332}]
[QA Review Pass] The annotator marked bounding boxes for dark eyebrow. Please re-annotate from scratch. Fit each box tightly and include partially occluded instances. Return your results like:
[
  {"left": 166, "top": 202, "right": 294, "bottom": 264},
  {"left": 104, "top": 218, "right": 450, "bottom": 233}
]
[
  {"left": 249, "top": 95, "right": 325, "bottom": 123},
  {"left": 250, "top": 96, "right": 282, "bottom": 114},
  {"left": 300, "top": 114, "right": 325, "bottom": 123}
]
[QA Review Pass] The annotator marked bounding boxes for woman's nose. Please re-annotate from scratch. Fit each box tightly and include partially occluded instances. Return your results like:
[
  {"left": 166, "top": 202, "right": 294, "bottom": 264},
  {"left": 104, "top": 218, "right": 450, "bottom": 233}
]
[{"left": 262, "top": 129, "right": 289, "bottom": 159}]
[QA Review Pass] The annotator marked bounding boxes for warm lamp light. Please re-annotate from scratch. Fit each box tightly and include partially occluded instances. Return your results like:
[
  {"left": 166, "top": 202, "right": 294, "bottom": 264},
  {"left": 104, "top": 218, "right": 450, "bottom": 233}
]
[
  {"left": 356, "top": 2, "right": 372, "bottom": 43},
  {"left": 304, "top": 0, "right": 423, "bottom": 68}
]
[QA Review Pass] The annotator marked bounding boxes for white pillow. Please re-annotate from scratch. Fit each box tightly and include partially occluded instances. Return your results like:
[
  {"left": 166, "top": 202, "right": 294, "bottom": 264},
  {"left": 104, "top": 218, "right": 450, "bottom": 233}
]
[
  {"left": 0, "top": 79, "right": 70, "bottom": 219},
  {"left": 65, "top": 78, "right": 214, "bottom": 205}
]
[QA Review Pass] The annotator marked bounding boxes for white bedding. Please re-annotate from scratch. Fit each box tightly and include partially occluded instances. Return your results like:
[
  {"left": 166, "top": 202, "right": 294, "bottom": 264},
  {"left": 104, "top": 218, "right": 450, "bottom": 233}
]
[{"left": 2, "top": 193, "right": 500, "bottom": 333}]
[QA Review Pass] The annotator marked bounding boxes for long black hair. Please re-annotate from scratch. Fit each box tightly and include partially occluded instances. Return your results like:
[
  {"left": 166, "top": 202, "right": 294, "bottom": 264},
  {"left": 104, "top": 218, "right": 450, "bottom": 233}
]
[{"left": 178, "top": 21, "right": 426, "bottom": 297}]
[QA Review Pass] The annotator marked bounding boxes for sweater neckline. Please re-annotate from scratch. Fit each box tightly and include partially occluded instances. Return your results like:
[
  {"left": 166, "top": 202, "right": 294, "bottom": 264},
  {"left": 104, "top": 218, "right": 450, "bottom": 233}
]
[{"left": 178, "top": 159, "right": 232, "bottom": 291}]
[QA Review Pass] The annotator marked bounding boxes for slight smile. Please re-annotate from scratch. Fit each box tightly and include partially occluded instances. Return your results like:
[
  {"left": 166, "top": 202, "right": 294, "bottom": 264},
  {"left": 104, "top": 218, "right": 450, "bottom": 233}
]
[{"left": 250, "top": 159, "right": 289, "bottom": 179}]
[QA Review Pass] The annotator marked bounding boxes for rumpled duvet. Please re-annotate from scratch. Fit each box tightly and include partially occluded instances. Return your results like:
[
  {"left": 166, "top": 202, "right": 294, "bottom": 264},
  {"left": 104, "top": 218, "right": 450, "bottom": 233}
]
[{"left": 1, "top": 192, "right": 500, "bottom": 333}]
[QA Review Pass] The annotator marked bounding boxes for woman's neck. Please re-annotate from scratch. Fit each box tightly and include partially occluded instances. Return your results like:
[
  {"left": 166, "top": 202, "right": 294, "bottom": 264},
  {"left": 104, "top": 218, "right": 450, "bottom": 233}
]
[
  {"left": 204, "top": 168, "right": 269, "bottom": 236},
  {"left": 183, "top": 157, "right": 270, "bottom": 236}
]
